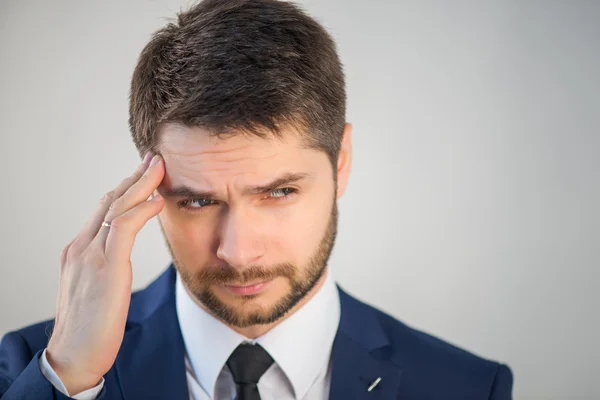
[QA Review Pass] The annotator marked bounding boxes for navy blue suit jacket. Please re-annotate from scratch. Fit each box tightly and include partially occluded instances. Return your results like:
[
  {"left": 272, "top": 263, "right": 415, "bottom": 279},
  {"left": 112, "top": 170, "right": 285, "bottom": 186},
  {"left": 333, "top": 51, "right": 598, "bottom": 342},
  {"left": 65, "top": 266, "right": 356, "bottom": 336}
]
[{"left": 0, "top": 264, "right": 513, "bottom": 399}]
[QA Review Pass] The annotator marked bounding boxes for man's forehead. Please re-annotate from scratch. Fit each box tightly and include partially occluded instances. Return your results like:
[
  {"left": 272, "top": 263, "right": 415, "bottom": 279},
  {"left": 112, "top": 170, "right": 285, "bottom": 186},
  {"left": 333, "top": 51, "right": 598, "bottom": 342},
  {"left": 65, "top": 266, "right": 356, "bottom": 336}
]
[
  {"left": 158, "top": 139, "right": 299, "bottom": 178},
  {"left": 155, "top": 124, "right": 322, "bottom": 198},
  {"left": 157, "top": 125, "right": 317, "bottom": 181},
  {"left": 157, "top": 122, "right": 304, "bottom": 156}
]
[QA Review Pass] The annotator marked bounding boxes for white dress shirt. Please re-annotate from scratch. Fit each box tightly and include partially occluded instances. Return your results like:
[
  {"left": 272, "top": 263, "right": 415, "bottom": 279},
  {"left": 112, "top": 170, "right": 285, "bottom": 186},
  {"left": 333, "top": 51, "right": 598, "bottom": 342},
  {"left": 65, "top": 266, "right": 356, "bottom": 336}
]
[{"left": 39, "top": 266, "right": 341, "bottom": 400}]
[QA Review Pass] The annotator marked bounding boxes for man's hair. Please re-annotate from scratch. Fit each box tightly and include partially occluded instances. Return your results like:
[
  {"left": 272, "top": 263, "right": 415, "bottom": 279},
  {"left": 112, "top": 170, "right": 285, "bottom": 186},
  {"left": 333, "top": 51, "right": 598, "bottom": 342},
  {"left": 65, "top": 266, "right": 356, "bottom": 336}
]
[{"left": 128, "top": 0, "right": 346, "bottom": 169}]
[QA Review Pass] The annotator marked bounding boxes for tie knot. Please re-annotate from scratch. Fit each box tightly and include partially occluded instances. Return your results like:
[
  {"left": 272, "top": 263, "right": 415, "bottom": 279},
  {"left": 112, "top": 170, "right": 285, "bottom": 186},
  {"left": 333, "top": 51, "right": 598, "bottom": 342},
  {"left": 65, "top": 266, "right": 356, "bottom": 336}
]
[{"left": 226, "top": 343, "right": 274, "bottom": 385}]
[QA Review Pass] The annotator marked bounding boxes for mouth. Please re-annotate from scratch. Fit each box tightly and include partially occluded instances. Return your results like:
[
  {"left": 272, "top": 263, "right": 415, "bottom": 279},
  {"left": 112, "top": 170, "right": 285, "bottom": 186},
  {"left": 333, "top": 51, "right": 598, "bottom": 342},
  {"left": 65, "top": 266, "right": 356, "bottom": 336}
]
[{"left": 223, "top": 279, "right": 274, "bottom": 296}]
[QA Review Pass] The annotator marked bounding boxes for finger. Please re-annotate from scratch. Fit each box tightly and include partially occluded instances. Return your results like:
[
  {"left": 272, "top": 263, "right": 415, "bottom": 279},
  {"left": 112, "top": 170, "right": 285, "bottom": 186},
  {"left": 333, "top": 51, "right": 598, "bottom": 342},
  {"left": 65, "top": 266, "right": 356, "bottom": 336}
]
[
  {"left": 92, "top": 155, "right": 165, "bottom": 254},
  {"left": 103, "top": 155, "right": 165, "bottom": 224},
  {"left": 74, "top": 152, "right": 153, "bottom": 251},
  {"left": 99, "top": 194, "right": 164, "bottom": 264}
]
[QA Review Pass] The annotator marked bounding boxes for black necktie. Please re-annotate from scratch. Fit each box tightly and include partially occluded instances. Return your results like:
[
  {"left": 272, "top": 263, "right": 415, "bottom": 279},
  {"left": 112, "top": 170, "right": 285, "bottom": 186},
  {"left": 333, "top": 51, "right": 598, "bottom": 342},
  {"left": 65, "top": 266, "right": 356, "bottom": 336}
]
[{"left": 226, "top": 343, "right": 274, "bottom": 400}]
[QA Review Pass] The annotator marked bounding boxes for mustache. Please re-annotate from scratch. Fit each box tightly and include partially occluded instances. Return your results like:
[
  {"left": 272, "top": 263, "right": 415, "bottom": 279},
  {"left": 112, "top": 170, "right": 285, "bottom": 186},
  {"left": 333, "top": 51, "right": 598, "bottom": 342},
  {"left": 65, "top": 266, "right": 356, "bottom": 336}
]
[{"left": 196, "top": 263, "right": 297, "bottom": 285}]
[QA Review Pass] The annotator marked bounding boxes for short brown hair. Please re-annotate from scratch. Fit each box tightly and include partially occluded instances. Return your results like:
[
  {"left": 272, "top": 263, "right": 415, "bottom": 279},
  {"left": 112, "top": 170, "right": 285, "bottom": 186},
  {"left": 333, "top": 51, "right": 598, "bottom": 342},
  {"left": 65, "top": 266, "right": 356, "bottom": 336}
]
[{"left": 128, "top": 0, "right": 346, "bottom": 169}]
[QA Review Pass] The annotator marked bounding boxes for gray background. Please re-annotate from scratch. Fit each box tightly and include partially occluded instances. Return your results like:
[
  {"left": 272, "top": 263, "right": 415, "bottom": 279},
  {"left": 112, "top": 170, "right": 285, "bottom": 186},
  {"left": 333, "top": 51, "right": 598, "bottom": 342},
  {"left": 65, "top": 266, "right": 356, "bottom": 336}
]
[{"left": 1, "top": 0, "right": 599, "bottom": 398}]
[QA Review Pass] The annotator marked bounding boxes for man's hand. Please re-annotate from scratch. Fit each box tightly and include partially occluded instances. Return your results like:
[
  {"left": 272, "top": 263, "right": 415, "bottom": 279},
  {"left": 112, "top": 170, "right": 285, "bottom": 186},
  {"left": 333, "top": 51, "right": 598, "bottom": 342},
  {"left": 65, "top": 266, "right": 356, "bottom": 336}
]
[{"left": 45, "top": 152, "right": 165, "bottom": 395}]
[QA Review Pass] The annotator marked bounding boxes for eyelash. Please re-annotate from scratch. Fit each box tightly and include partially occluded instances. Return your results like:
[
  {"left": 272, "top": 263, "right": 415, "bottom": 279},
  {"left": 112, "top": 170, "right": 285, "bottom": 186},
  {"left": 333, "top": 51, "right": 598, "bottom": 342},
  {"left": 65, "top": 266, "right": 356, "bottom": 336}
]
[{"left": 177, "top": 187, "right": 298, "bottom": 211}]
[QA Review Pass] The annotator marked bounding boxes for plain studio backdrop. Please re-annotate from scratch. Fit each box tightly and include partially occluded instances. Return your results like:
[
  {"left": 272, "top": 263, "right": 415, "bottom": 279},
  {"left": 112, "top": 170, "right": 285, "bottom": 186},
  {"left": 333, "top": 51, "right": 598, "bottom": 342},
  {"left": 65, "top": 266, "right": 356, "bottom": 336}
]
[{"left": 1, "top": 0, "right": 598, "bottom": 398}]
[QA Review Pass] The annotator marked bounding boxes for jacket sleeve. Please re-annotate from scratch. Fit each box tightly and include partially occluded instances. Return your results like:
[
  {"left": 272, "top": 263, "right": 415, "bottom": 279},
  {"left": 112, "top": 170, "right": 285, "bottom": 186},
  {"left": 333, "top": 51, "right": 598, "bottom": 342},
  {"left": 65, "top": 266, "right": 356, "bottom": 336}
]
[
  {"left": 39, "top": 349, "right": 104, "bottom": 399},
  {"left": 489, "top": 363, "right": 514, "bottom": 400},
  {"left": 0, "top": 331, "right": 105, "bottom": 400}
]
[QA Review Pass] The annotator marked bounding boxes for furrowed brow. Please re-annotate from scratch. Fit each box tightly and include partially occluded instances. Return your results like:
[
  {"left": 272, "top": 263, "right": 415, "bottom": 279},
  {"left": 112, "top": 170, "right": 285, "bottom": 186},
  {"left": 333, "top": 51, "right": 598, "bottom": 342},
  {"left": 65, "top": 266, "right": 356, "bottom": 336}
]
[
  {"left": 157, "top": 172, "right": 312, "bottom": 200},
  {"left": 242, "top": 172, "right": 311, "bottom": 196}
]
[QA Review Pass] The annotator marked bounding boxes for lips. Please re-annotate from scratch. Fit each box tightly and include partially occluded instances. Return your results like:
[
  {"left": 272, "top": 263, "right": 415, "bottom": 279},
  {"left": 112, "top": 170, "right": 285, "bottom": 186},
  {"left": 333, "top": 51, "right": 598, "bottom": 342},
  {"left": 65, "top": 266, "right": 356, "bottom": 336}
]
[{"left": 224, "top": 279, "right": 273, "bottom": 296}]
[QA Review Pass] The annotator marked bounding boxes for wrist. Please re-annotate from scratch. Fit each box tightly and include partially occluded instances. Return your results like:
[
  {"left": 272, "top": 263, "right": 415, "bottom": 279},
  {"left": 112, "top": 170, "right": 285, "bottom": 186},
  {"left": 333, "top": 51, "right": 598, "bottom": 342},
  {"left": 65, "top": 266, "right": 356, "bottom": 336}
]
[{"left": 45, "top": 347, "right": 103, "bottom": 395}]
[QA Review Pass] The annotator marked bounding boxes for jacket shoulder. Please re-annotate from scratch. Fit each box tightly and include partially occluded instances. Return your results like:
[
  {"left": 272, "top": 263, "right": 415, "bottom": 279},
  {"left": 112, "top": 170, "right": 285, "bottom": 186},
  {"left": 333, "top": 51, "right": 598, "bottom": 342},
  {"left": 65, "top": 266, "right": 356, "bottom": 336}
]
[
  {"left": 1, "top": 319, "right": 55, "bottom": 358},
  {"left": 377, "top": 305, "right": 505, "bottom": 365},
  {"left": 340, "top": 289, "right": 513, "bottom": 398}
]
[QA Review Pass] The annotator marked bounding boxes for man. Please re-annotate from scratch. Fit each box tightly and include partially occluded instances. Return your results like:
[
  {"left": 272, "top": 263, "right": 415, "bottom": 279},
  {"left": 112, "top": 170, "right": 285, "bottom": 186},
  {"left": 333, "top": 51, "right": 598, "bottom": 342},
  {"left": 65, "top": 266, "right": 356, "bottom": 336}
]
[{"left": 0, "top": 0, "right": 513, "bottom": 399}]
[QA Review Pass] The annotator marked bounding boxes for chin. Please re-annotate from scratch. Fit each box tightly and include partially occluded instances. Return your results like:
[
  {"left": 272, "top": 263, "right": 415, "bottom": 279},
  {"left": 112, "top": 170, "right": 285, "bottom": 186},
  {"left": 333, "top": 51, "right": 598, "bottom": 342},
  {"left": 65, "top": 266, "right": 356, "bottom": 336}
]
[{"left": 202, "top": 281, "right": 299, "bottom": 327}]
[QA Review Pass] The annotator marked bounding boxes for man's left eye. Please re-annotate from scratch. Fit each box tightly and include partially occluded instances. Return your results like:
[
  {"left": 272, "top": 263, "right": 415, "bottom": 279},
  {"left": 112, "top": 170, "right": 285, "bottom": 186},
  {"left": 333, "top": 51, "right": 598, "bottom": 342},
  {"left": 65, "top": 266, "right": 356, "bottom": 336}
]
[{"left": 268, "top": 187, "right": 297, "bottom": 198}]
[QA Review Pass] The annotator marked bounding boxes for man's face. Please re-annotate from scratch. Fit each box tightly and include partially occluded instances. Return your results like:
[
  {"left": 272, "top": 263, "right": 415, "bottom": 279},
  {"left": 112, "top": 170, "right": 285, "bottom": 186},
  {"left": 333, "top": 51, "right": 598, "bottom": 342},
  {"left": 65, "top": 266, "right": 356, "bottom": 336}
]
[{"left": 154, "top": 123, "right": 350, "bottom": 328}]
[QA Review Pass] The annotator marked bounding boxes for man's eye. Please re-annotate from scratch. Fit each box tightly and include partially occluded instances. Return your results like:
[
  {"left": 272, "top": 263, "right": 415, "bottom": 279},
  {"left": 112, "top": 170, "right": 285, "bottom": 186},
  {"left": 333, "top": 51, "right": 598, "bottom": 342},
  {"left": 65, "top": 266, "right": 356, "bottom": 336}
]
[
  {"left": 269, "top": 187, "right": 297, "bottom": 198},
  {"left": 178, "top": 198, "right": 217, "bottom": 210}
]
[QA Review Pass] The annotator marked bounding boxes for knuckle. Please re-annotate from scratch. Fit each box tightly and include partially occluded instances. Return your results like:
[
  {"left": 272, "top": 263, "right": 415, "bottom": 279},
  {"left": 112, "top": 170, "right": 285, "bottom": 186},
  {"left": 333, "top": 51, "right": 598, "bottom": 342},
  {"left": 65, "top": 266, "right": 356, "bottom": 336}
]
[
  {"left": 109, "top": 196, "right": 123, "bottom": 211},
  {"left": 66, "top": 238, "right": 83, "bottom": 257},
  {"left": 61, "top": 238, "right": 76, "bottom": 257},
  {"left": 100, "top": 191, "right": 115, "bottom": 205},
  {"left": 64, "top": 245, "right": 81, "bottom": 266},
  {"left": 109, "top": 215, "right": 130, "bottom": 230},
  {"left": 60, "top": 244, "right": 71, "bottom": 266},
  {"left": 60, "top": 242, "right": 72, "bottom": 258}
]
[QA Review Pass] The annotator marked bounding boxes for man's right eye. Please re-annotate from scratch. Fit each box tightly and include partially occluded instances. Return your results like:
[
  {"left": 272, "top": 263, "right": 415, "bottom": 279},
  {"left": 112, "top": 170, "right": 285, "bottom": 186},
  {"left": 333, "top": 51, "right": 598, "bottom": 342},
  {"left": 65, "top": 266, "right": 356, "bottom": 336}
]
[{"left": 177, "top": 198, "right": 217, "bottom": 211}]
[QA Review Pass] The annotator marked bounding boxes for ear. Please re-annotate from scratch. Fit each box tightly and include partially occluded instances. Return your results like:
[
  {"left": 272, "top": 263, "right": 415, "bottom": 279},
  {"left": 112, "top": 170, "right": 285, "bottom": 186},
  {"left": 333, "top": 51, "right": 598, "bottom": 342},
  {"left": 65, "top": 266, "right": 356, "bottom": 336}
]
[{"left": 336, "top": 123, "right": 353, "bottom": 199}]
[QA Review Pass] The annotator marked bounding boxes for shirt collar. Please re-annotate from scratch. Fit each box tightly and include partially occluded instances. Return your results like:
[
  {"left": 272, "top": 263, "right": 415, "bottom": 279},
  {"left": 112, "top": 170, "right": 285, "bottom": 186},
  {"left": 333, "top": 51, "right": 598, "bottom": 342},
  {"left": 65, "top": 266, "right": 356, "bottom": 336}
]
[
  {"left": 176, "top": 271, "right": 246, "bottom": 399},
  {"left": 257, "top": 267, "right": 340, "bottom": 398},
  {"left": 175, "top": 267, "right": 341, "bottom": 399}
]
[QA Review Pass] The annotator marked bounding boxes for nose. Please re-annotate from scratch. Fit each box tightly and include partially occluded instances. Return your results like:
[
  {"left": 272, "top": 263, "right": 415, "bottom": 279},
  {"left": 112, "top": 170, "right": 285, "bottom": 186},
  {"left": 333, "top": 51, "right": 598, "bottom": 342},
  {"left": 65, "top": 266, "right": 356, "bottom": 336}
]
[{"left": 216, "top": 207, "right": 265, "bottom": 268}]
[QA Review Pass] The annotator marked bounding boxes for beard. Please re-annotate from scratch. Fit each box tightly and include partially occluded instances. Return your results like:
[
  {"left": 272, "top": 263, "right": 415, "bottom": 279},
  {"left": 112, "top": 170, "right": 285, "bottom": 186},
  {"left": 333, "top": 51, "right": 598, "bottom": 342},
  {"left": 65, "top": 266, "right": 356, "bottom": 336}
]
[{"left": 160, "top": 198, "right": 338, "bottom": 328}]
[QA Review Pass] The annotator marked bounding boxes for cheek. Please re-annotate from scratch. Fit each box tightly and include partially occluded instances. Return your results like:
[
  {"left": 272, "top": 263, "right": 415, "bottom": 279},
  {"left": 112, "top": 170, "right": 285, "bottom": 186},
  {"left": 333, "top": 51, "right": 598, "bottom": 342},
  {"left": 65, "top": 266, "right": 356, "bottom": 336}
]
[
  {"left": 273, "top": 196, "right": 331, "bottom": 262},
  {"left": 159, "top": 204, "right": 215, "bottom": 262}
]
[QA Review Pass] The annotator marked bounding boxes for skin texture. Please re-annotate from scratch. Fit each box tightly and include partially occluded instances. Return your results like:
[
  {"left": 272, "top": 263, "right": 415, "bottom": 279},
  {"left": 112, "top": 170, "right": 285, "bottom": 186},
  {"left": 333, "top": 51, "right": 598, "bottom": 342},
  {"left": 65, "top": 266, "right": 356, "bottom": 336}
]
[
  {"left": 45, "top": 123, "right": 352, "bottom": 395},
  {"left": 154, "top": 122, "right": 352, "bottom": 338}
]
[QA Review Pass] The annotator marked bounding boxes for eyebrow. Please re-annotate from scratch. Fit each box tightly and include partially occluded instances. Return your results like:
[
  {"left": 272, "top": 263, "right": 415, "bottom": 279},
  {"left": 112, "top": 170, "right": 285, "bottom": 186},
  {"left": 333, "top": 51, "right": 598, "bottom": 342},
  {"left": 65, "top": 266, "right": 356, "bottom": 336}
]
[{"left": 157, "top": 172, "right": 313, "bottom": 200}]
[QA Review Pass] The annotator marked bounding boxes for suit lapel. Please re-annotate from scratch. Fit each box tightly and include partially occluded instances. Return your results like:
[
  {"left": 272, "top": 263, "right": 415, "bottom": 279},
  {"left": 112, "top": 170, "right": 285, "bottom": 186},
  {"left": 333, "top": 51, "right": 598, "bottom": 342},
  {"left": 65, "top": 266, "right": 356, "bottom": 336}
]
[
  {"left": 115, "top": 267, "right": 189, "bottom": 400},
  {"left": 329, "top": 333, "right": 402, "bottom": 400},
  {"left": 329, "top": 286, "right": 403, "bottom": 400}
]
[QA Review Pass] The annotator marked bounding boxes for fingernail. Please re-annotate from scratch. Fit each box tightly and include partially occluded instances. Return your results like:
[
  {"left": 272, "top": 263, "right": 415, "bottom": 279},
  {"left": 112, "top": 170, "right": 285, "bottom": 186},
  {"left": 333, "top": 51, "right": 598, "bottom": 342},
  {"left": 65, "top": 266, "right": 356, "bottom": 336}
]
[
  {"left": 150, "top": 155, "right": 161, "bottom": 166},
  {"left": 142, "top": 152, "right": 152, "bottom": 164},
  {"left": 152, "top": 193, "right": 163, "bottom": 201}
]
